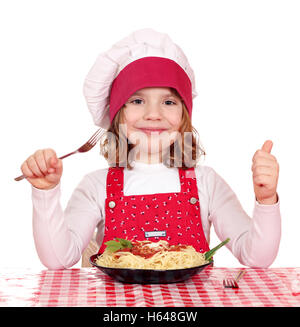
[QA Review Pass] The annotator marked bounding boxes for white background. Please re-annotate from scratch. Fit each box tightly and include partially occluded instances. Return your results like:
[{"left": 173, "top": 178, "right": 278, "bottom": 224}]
[{"left": 1, "top": 0, "right": 299, "bottom": 269}]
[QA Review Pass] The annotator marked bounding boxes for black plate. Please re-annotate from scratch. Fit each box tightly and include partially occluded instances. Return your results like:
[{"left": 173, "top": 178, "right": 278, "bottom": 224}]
[{"left": 89, "top": 254, "right": 213, "bottom": 284}]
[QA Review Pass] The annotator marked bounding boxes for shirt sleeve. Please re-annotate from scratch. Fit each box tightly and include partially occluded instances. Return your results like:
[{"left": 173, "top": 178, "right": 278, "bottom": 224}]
[
  {"left": 31, "top": 174, "right": 104, "bottom": 270},
  {"left": 206, "top": 167, "right": 281, "bottom": 268}
]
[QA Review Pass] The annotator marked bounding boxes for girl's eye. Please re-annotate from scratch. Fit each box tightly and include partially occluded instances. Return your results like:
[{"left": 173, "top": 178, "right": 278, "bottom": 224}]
[
  {"left": 130, "top": 99, "right": 143, "bottom": 104},
  {"left": 165, "top": 100, "right": 176, "bottom": 105}
]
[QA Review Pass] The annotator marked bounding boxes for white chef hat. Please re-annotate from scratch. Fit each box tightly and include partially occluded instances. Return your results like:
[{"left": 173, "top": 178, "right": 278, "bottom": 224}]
[{"left": 83, "top": 28, "right": 198, "bottom": 129}]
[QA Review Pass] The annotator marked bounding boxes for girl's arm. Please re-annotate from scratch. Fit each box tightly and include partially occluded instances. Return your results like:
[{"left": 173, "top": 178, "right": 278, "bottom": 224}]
[
  {"left": 206, "top": 167, "right": 281, "bottom": 268},
  {"left": 31, "top": 173, "right": 104, "bottom": 269}
]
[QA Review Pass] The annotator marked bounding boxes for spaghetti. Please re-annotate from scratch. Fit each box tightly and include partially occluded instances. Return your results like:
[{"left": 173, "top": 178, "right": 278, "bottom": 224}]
[{"left": 95, "top": 240, "right": 209, "bottom": 270}]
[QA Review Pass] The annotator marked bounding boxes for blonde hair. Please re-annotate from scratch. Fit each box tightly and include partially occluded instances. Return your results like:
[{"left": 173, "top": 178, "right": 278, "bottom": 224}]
[{"left": 99, "top": 88, "right": 206, "bottom": 169}]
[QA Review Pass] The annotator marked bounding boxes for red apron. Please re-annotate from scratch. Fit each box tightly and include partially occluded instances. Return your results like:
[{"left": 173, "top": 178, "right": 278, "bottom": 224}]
[{"left": 98, "top": 166, "right": 210, "bottom": 254}]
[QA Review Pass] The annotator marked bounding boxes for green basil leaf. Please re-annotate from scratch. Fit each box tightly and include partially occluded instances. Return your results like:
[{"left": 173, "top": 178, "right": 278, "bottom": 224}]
[
  {"left": 104, "top": 240, "right": 123, "bottom": 252},
  {"left": 116, "top": 238, "right": 133, "bottom": 248},
  {"left": 104, "top": 240, "right": 120, "bottom": 247},
  {"left": 205, "top": 238, "right": 230, "bottom": 261},
  {"left": 104, "top": 238, "right": 133, "bottom": 252}
]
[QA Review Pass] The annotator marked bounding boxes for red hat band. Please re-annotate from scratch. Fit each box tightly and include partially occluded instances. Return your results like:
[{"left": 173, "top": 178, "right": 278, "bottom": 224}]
[{"left": 109, "top": 56, "right": 193, "bottom": 123}]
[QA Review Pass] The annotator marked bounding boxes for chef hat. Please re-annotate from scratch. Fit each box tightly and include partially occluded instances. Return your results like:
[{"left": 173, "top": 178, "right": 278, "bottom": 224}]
[{"left": 83, "top": 28, "right": 198, "bottom": 129}]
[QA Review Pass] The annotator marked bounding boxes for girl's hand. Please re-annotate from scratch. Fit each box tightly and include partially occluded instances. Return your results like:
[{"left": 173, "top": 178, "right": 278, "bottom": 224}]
[
  {"left": 20, "top": 148, "right": 63, "bottom": 190},
  {"left": 252, "top": 140, "right": 279, "bottom": 205}
]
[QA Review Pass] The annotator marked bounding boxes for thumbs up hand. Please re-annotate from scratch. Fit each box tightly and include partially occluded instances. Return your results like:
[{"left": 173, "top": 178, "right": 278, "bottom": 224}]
[{"left": 252, "top": 140, "right": 279, "bottom": 204}]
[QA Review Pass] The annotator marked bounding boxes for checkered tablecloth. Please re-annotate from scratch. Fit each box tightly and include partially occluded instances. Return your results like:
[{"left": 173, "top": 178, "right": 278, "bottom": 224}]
[{"left": 1, "top": 267, "right": 299, "bottom": 307}]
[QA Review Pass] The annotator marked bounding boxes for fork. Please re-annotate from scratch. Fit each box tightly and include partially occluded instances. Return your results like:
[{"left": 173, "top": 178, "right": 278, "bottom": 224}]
[
  {"left": 14, "top": 128, "right": 105, "bottom": 181},
  {"left": 223, "top": 270, "right": 246, "bottom": 289}
]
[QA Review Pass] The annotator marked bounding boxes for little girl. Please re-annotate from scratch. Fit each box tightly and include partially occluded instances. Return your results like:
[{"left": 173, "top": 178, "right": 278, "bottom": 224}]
[{"left": 20, "top": 28, "right": 281, "bottom": 269}]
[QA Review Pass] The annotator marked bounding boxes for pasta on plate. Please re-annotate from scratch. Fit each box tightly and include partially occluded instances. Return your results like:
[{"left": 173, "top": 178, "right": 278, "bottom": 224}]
[{"left": 95, "top": 239, "right": 209, "bottom": 270}]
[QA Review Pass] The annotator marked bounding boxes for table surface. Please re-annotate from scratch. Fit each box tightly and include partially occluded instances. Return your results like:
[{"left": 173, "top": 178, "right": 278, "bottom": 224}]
[{"left": 1, "top": 267, "right": 300, "bottom": 307}]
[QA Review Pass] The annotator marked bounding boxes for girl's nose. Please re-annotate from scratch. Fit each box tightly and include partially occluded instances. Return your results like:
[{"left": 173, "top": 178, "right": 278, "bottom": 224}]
[{"left": 143, "top": 103, "right": 162, "bottom": 120}]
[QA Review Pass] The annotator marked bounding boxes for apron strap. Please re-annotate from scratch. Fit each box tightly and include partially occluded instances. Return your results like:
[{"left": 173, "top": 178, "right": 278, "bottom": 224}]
[{"left": 106, "top": 167, "right": 124, "bottom": 198}]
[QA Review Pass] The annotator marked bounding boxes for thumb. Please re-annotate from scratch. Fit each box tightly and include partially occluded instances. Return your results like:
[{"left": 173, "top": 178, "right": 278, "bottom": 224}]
[
  {"left": 50, "top": 156, "right": 63, "bottom": 172},
  {"left": 261, "top": 140, "right": 273, "bottom": 153},
  {"left": 50, "top": 156, "right": 58, "bottom": 167}
]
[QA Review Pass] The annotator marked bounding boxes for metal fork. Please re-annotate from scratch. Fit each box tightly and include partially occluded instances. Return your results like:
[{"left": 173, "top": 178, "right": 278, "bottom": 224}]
[
  {"left": 14, "top": 128, "right": 105, "bottom": 181},
  {"left": 223, "top": 270, "right": 246, "bottom": 289}
]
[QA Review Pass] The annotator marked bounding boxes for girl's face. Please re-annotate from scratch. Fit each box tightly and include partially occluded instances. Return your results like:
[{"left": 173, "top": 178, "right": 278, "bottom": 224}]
[{"left": 121, "top": 87, "right": 183, "bottom": 163}]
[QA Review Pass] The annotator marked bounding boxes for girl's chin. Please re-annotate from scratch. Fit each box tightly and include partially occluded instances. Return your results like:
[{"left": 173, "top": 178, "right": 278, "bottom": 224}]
[{"left": 135, "top": 148, "right": 173, "bottom": 158}]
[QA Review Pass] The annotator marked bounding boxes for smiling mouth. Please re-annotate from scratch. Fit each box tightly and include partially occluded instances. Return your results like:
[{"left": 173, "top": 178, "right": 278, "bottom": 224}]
[{"left": 138, "top": 128, "right": 168, "bottom": 135}]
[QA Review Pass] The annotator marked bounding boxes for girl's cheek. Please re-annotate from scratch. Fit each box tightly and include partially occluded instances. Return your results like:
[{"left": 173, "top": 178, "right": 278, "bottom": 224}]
[{"left": 165, "top": 110, "right": 182, "bottom": 127}]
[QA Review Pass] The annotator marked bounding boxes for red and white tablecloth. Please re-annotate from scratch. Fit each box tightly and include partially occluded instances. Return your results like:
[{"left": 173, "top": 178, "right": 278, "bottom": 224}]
[{"left": 0, "top": 267, "right": 299, "bottom": 307}]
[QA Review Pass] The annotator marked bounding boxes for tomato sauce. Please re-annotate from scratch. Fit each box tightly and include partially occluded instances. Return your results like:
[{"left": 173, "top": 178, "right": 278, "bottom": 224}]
[{"left": 115, "top": 242, "right": 189, "bottom": 259}]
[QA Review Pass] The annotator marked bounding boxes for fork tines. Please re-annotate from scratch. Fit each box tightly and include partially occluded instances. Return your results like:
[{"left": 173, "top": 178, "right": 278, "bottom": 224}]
[
  {"left": 88, "top": 128, "right": 105, "bottom": 145},
  {"left": 223, "top": 279, "right": 239, "bottom": 288}
]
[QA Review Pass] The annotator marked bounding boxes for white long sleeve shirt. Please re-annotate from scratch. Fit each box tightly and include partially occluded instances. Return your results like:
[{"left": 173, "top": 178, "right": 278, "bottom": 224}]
[{"left": 31, "top": 161, "right": 281, "bottom": 270}]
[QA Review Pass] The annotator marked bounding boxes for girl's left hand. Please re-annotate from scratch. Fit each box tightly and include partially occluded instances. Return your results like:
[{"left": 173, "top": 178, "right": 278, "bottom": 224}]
[{"left": 252, "top": 140, "right": 279, "bottom": 205}]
